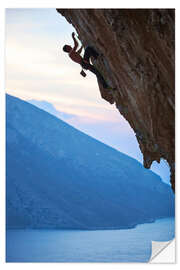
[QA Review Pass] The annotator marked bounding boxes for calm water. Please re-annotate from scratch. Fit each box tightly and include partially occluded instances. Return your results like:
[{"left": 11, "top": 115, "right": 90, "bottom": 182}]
[{"left": 6, "top": 218, "right": 175, "bottom": 262}]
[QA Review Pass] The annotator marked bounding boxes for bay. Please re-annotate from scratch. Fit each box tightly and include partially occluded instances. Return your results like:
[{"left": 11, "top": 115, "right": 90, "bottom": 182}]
[{"left": 6, "top": 217, "right": 175, "bottom": 262}]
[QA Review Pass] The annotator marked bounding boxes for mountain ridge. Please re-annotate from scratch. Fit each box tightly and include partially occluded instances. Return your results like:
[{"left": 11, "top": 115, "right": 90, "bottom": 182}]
[
  {"left": 6, "top": 94, "right": 165, "bottom": 177},
  {"left": 6, "top": 94, "right": 174, "bottom": 229}
]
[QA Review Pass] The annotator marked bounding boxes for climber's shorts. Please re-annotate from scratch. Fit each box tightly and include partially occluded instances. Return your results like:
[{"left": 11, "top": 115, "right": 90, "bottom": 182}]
[{"left": 81, "top": 46, "right": 99, "bottom": 70}]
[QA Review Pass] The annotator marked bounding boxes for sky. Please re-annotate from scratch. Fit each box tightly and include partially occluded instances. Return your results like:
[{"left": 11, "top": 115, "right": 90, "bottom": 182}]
[{"left": 5, "top": 8, "right": 171, "bottom": 184}]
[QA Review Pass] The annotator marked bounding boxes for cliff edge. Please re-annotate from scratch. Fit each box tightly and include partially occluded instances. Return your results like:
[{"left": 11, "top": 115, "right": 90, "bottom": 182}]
[{"left": 57, "top": 9, "right": 175, "bottom": 191}]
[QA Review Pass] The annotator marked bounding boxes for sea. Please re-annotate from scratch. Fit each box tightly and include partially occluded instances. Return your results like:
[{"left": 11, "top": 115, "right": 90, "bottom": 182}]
[{"left": 6, "top": 217, "right": 175, "bottom": 263}]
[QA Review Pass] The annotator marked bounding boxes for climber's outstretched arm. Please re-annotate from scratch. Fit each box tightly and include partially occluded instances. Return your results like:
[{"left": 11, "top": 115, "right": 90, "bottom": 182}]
[{"left": 72, "top": 32, "right": 79, "bottom": 51}]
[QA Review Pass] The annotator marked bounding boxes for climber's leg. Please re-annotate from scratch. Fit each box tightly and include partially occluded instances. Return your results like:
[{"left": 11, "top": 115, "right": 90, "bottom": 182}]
[
  {"left": 87, "top": 64, "right": 109, "bottom": 88},
  {"left": 81, "top": 57, "right": 116, "bottom": 90}
]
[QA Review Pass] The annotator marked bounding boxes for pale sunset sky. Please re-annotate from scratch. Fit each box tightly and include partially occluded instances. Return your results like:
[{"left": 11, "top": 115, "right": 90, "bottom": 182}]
[{"left": 5, "top": 8, "right": 171, "bottom": 184}]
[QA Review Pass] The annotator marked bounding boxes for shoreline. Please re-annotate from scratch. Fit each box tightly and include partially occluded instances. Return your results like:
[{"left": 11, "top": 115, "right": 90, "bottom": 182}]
[{"left": 6, "top": 216, "right": 175, "bottom": 231}]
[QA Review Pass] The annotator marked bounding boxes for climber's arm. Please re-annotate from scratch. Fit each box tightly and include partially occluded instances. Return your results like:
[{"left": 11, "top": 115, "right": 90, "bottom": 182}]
[
  {"left": 72, "top": 32, "right": 79, "bottom": 51},
  {"left": 77, "top": 45, "right": 83, "bottom": 54}
]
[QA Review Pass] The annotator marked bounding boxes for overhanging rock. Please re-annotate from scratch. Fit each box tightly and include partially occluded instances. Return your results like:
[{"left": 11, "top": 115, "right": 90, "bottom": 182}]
[{"left": 57, "top": 9, "right": 175, "bottom": 191}]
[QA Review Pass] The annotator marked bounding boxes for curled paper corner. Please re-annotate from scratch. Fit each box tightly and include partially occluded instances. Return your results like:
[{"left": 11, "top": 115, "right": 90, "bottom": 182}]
[{"left": 149, "top": 239, "right": 175, "bottom": 263}]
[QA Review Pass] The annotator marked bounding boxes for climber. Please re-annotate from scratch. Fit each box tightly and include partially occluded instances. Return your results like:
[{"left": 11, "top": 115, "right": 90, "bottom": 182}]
[{"left": 62, "top": 32, "right": 115, "bottom": 90}]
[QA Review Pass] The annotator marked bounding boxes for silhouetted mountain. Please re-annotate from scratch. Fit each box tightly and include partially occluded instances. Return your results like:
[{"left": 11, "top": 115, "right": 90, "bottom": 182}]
[{"left": 6, "top": 94, "right": 174, "bottom": 229}]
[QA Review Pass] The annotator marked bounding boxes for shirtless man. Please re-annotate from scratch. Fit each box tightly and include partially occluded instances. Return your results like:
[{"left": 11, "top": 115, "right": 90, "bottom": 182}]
[{"left": 63, "top": 32, "right": 114, "bottom": 90}]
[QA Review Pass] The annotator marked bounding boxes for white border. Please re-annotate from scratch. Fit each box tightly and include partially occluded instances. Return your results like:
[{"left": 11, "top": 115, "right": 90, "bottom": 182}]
[
  {"left": 1, "top": 1, "right": 179, "bottom": 269},
  {"left": 0, "top": 4, "right": 6, "bottom": 266},
  {"left": 0, "top": 0, "right": 178, "bottom": 9}
]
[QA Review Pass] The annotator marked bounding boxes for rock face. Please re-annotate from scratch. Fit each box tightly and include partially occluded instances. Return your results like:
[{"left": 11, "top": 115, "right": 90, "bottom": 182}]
[{"left": 57, "top": 9, "right": 175, "bottom": 191}]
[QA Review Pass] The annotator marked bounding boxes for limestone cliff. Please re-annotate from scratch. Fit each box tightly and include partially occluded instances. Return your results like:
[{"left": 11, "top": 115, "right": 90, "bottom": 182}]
[{"left": 57, "top": 9, "right": 175, "bottom": 191}]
